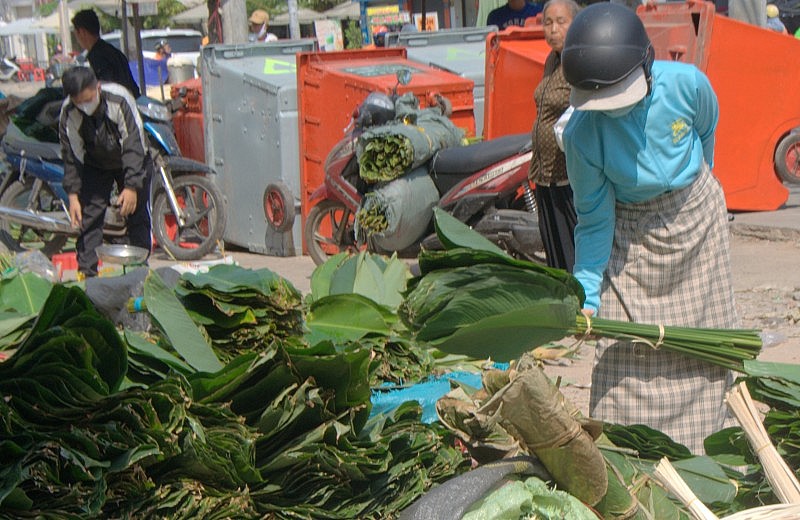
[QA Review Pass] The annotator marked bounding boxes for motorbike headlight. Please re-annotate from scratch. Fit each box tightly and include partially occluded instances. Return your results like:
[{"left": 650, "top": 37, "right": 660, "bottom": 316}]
[{"left": 137, "top": 98, "right": 172, "bottom": 122}]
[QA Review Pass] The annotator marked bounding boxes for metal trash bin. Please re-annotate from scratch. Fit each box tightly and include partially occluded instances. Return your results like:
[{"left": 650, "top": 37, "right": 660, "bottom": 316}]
[
  {"left": 386, "top": 26, "right": 496, "bottom": 137},
  {"left": 201, "top": 40, "right": 317, "bottom": 256}
]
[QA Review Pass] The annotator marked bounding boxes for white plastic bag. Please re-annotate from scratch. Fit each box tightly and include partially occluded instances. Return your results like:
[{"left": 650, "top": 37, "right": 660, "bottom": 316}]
[{"left": 553, "top": 106, "right": 574, "bottom": 152}]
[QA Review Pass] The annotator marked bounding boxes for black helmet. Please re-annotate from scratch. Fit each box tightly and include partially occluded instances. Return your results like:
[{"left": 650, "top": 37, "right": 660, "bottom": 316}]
[
  {"left": 357, "top": 92, "right": 395, "bottom": 128},
  {"left": 561, "top": 3, "right": 654, "bottom": 91},
  {"left": 155, "top": 39, "right": 169, "bottom": 51}
]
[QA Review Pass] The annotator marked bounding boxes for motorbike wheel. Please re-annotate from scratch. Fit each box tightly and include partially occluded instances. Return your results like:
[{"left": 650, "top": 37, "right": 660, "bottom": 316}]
[
  {"left": 0, "top": 180, "right": 68, "bottom": 257},
  {"left": 304, "top": 200, "right": 361, "bottom": 266},
  {"left": 152, "top": 175, "right": 226, "bottom": 261},
  {"left": 774, "top": 132, "right": 800, "bottom": 184}
]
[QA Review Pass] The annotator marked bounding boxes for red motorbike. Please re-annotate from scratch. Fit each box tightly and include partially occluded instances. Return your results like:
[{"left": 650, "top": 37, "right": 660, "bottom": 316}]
[{"left": 303, "top": 90, "right": 542, "bottom": 266}]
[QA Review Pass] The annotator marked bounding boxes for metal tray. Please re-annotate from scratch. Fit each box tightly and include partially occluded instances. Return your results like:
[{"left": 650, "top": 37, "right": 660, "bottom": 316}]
[{"left": 95, "top": 244, "right": 149, "bottom": 266}]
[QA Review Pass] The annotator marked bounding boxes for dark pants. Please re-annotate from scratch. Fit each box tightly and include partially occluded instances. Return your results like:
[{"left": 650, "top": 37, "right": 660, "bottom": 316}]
[
  {"left": 77, "top": 166, "right": 151, "bottom": 276},
  {"left": 534, "top": 183, "right": 577, "bottom": 272}
]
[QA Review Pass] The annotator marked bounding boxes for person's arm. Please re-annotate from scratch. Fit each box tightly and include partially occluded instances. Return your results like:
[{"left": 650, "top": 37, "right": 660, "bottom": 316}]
[
  {"left": 693, "top": 68, "right": 719, "bottom": 169},
  {"left": 58, "top": 104, "right": 83, "bottom": 227},
  {"left": 564, "top": 122, "right": 616, "bottom": 313}
]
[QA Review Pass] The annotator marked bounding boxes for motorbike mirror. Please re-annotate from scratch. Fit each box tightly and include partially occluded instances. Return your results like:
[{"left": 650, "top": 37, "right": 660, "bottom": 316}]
[{"left": 396, "top": 69, "right": 412, "bottom": 86}]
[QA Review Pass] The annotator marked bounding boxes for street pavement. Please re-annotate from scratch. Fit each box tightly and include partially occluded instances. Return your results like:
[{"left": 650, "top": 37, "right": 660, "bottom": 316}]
[
  {"left": 148, "top": 184, "right": 800, "bottom": 296},
  {"left": 728, "top": 184, "right": 800, "bottom": 241}
]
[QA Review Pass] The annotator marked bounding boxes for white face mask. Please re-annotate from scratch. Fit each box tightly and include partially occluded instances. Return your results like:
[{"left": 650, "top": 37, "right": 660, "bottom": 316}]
[
  {"left": 77, "top": 93, "right": 100, "bottom": 115},
  {"left": 602, "top": 103, "right": 637, "bottom": 119}
]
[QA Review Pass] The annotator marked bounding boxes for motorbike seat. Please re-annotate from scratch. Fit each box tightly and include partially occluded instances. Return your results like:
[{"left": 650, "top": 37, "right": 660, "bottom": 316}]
[
  {"left": 2, "top": 122, "right": 61, "bottom": 162},
  {"left": 429, "top": 133, "right": 532, "bottom": 195}
]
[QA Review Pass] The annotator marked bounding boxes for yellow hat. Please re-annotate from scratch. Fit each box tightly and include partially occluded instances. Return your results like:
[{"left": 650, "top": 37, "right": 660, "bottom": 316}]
[
  {"left": 249, "top": 9, "right": 269, "bottom": 25},
  {"left": 766, "top": 4, "right": 780, "bottom": 18}
]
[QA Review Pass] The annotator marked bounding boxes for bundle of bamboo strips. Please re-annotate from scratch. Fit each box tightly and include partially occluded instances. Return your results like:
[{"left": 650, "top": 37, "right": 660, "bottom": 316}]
[
  {"left": 725, "top": 382, "right": 800, "bottom": 504},
  {"left": 652, "top": 457, "right": 718, "bottom": 520}
]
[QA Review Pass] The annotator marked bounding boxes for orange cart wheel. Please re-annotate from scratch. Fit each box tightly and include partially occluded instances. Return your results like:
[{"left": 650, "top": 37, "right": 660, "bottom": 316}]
[{"left": 775, "top": 132, "right": 800, "bottom": 185}]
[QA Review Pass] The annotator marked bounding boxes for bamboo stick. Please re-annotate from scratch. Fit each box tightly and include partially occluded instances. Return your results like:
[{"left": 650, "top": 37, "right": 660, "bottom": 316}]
[
  {"left": 725, "top": 382, "right": 800, "bottom": 504},
  {"left": 652, "top": 457, "right": 719, "bottom": 520}
]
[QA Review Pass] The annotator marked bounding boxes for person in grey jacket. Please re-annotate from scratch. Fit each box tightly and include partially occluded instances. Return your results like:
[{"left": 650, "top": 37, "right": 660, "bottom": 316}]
[{"left": 59, "top": 66, "right": 151, "bottom": 277}]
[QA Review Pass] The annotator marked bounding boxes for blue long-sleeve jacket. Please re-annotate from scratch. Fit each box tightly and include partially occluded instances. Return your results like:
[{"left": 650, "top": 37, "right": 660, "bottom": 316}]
[{"left": 562, "top": 61, "right": 719, "bottom": 311}]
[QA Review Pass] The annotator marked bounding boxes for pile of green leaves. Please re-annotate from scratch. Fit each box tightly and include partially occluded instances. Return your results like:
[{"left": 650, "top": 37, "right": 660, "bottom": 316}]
[
  {"left": 175, "top": 264, "right": 304, "bottom": 362},
  {"left": 306, "top": 252, "right": 437, "bottom": 386},
  {"left": 0, "top": 265, "right": 469, "bottom": 518},
  {"left": 0, "top": 285, "right": 261, "bottom": 518},
  {"left": 190, "top": 340, "right": 468, "bottom": 518}
]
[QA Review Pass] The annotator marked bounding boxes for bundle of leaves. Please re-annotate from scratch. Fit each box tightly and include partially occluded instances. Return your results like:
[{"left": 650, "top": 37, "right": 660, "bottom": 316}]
[
  {"left": 399, "top": 209, "right": 762, "bottom": 372},
  {"left": 191, "top": 341, "right": 469, "bottom": 518},
  {"left": 306, "top": 252, "right": 438, "bottom": 386},
  {"left": 0, "top": 286, "right": 262, "bottom": 518},
  {"left": 175, "top": 264, "right": 304, "bottom": 361}
]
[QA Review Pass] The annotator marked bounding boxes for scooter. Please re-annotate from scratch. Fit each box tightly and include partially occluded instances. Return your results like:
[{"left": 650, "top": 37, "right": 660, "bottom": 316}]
[
  {"left": 303, "top": 77, "right": 542, "bottom": 266},
  {"left": 0, "top": 56, "right": 20, "bottom": 82},
  {"left": 0, "top": 88, "right": 226, "bottom": 261}
]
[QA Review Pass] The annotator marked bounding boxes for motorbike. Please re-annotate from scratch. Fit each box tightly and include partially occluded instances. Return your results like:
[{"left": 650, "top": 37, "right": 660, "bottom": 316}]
[
  {"left": 0, "top": 56, "right": 20, "bottom": 82},
  {"left": 0, "top": 88, "right": 226, "bottom": 261},
  {"left": 303, "top": 72, "right": 542, "bottom": 266}
]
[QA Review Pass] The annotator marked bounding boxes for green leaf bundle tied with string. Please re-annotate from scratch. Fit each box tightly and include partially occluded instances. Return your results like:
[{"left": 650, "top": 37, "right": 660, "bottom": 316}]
[{"left": 400, "top": 209, "right": 762, "bottom": 371}]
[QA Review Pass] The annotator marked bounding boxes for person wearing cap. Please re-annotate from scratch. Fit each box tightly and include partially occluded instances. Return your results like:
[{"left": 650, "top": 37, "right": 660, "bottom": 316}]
[
  {"left": 249, "top": 9, "right": 278, "bottom": 42},
  {"left": 766, "top": 4, "right": 788, "bottom": 33},
  {"left": 560, "top": 3, "right": 736, "bottom": 454}
]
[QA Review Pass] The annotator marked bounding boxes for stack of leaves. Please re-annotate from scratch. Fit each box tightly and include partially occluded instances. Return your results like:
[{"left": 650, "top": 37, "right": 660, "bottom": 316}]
[
  {"left": 356, "top": 201, "right": 390, "bottom": 234},
  {"left": 190, "top": 341, "right": 469, "bottom": 518},
  {"left": 175, "top": 264, "right": 304, "bottom": 361},
  {"left": 356, "top": 102, "right": 464, "bottom": 183},
  {"left": 0, "top": 285, "right": 262, "bottom": 518},
  {"left": 399, "top": 209, "right": 763, "bottom": 372},
  {"left": 306, "top": 252, "right": 437, "bottom": 386}
]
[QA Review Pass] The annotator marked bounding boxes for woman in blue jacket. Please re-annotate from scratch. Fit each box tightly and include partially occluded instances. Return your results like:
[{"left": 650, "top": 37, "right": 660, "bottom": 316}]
[{"left": 560, "top": 3, "right": 737, "bottom": 454}]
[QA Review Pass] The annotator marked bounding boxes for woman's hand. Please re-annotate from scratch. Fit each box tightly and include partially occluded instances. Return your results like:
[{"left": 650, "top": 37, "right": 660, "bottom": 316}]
[{"left": 581, "top": 308, "right": 595, "bottom": 319}]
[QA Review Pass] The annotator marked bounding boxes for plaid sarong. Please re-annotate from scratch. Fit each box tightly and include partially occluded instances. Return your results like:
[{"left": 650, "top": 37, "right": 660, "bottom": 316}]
[{"left": 589, "top": 165, "right": 737, "bottom": 454}]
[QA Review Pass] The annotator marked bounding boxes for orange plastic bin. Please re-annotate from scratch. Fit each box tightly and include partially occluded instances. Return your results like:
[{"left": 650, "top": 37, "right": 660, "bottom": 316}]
[
  {"left": 297, "top": 48, "right": 476, "bottom": 247},
  {"left": 483, "top": 2, "right": 799, "bottom": 211},
  {"left": 638, "top": 1, "right": 796, "bottom": 210}
]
